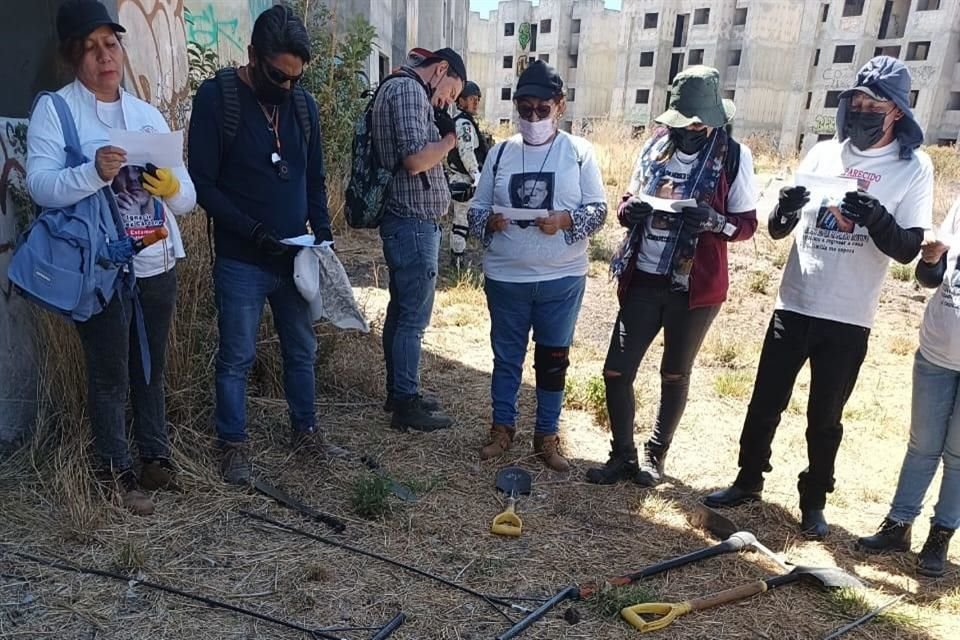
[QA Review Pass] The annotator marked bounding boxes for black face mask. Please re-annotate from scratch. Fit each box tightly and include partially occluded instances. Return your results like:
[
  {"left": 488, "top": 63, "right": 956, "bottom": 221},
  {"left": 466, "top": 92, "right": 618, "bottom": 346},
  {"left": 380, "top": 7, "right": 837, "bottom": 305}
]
[
  {"left": 844, "top": 110, "right": 888, "bottom": 150},
  {"left": 670, "top": 127, "right": 710, "bottom": 154},
  {"left": 251, "top": 62, "right": 291, "bottom": 106}
]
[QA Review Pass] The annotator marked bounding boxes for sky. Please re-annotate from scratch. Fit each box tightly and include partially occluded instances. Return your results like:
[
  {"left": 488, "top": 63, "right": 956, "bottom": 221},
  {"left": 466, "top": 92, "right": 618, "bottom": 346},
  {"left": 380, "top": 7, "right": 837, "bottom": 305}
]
[{"left": 469, "top": 0, "right": 623, "bottom": 18}]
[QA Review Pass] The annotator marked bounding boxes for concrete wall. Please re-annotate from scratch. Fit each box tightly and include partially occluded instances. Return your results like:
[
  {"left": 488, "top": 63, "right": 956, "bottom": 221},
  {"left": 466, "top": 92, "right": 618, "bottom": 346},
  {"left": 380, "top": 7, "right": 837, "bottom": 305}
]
[{"left": 184, "top": 0, "right": 273, "bottom": 66}]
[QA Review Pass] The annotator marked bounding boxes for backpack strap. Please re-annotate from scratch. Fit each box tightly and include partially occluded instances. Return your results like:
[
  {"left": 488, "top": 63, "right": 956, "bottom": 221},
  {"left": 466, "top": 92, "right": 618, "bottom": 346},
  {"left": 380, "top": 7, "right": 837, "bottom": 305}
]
[
  {"left": 492, "top": 142, "right": 507, "bottom": 179},
  {"left": 292, "top": 86, "right": 313, "bottom": 146},
  {"left": 215, "top": 68, "right": 242, "bottom": 160},
  {"left": 724, "top": 139, "right": 741, "bottom": 183},
  {"left": 33, "top": 92, "right": 85, "bottom": 169}
]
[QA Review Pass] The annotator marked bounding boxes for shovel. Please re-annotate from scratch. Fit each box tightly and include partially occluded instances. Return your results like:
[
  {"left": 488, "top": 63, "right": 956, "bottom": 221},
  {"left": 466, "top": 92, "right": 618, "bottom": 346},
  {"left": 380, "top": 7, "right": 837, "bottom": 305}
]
[
  {"left": 621, "top": 565, "right": 865, "bottom": 633},
  {"left": 491, "top": 466, "right": 532, "bottom": 537}
]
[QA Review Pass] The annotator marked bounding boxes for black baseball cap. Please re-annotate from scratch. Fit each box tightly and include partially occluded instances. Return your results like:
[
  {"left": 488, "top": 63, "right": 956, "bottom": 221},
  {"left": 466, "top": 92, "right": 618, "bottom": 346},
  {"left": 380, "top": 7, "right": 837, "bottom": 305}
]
[
  {"left": 422, "top": 47, "right": 468, "bottom": 83},
  {"left": 515, "top": 60, "right": 564, "bottom": 100},
  {"left": 57, "top": 0, "right": 125, "bottom": 44}
]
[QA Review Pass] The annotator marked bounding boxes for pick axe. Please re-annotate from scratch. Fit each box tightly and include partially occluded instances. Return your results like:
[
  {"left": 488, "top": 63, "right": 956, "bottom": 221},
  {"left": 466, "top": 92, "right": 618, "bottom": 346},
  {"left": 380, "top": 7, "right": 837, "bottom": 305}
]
[
  {"left": 495, "top": 504, "right": 789, "bottom": 639},
  {"left": 622, "top": 565, "right": 864, "bottom": 632}
]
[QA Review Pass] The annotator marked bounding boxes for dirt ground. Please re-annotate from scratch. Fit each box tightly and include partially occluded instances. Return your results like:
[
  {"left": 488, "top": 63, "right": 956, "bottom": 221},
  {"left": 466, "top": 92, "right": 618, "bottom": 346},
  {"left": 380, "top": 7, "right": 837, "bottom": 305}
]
[{"left": 2, "top": 171, "right": 960, "bottom": 639}]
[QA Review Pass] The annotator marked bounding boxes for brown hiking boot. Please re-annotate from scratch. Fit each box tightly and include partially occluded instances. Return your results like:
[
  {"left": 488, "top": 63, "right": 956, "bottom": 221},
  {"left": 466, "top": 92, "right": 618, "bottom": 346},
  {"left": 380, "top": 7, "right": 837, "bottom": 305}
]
[
  {"left": 101, "top": 470, "right": 155, "bottom": 516},
  {"left": 290, "top": 428, "right": 350, "bottom": 459},
  {"left": 140, "top": 459, "right": 180, "bottom": 492},
  {"left": 480, "top": 424, "right": 515, "bottom": 460},
  {"left": 534, "top": 433, "right": 570, "bottom": 472}
]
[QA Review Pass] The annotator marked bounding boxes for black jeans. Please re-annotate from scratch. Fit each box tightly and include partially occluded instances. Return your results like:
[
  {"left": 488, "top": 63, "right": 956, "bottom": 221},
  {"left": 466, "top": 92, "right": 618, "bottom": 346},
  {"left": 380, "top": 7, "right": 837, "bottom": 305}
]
[
  {"left": 76, "top": 268, "right": 178, "bottom": 472},
  {"left": 734, "top": 310, "right": 870, "bottom": 510},
  {"left": 603, "top": 281, "right": 720, "bottom": 455}
]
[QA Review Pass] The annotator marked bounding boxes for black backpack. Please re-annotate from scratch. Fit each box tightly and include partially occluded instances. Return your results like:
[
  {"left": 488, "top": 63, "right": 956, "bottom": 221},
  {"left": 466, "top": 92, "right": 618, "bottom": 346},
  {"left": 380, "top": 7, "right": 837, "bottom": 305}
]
[{"left": 214, "top": 67, "right": 315, "bottom": 158}]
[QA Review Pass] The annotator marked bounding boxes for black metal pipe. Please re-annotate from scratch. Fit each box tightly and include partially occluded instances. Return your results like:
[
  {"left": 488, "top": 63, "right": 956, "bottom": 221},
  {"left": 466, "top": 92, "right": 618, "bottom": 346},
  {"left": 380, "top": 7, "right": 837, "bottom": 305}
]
[
  {"left": 495, "top": 585, "right": 579, "bottom": 640},
  {"left": 370, "top": 612, "right": 406, "bottom": 640}
]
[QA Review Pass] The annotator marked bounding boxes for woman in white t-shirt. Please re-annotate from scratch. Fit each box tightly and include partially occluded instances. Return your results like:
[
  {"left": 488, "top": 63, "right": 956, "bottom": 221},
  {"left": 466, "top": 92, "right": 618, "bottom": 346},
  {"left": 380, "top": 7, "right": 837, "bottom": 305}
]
[
  {"left": 467, "top": 61, "right": 607, "bottom": 471},
  {"left": 856, "top": 198, "right": 960, "bottom": 577},
  {"left": 25, "top": 2, "right": 195, "bottom": 515},
  {"left": 586, "top": 65, "right": 757, "bottom": 488}
]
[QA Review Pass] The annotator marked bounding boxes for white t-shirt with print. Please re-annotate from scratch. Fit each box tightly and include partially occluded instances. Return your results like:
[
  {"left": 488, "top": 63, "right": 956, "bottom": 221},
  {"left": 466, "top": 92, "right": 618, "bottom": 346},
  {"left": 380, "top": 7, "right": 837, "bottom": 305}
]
[
  {"left": 919, "top": 199, "right": 960, "bottom": 371},
  {"left": 472, "top": 132, "right": 606, "bottom": 283},
  {"left": 629, "top": 142, "right": 758, "bottom": 275},
  {"left": 776, "top": 139, "right": 933, "bottom": 329}
]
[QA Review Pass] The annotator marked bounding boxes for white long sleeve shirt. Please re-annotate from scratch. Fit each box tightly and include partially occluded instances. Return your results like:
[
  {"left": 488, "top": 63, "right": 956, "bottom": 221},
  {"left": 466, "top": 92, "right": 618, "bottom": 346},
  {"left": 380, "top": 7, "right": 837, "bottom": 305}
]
[{"left": 26, "top": 80, "right": 195, "bottom": 277}]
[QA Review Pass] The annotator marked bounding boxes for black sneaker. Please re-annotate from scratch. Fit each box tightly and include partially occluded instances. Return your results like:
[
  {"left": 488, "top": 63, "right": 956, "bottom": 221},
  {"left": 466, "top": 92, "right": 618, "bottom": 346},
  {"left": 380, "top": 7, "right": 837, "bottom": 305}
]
[
  {"left": 220, "top": 442, "right": 253, "bottom": 486},
  {"left": 391, "top": 396, "right": 453, "bottom": 432},
  {"left": 383, "top": 392, "right": 441, "bottom": 413},
  {"left": 585, "top": 445, "right": 639, "bottom": 485},
  {"left": 703, "top": 485, "right": 762, "bottom": 508},
  {"left": 634, "top": 444, "right": 667, "bottom": 487},
  {"left": 917, "top": 524, "right": 955, "bottom": 578},
  {"left": 856, "top": 518, "right": 912, "bottom": 553}
]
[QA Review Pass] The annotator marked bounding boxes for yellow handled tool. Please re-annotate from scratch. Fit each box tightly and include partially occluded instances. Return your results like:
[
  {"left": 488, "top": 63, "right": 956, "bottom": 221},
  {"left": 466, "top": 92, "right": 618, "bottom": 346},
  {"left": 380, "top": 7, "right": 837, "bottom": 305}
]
[
  {"left": 622, "top": 581, "right": 768, "bottom": 632},
  {"left": 491, "top": 496, "right": 523, "bottom": 537},
  {"left": 491, "top": 466, "right": 531, "bottom": 538},
  {"left": 621, "top": 565, "right": 864, "bottom": 633}
]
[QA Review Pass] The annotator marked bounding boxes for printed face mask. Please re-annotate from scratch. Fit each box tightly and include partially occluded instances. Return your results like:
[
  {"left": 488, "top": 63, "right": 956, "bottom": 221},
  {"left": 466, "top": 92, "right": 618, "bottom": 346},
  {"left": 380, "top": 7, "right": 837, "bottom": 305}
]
[
  {"left": 252, "top": 62, "right": 291, "bottom": 106},
  {"left": 518, "top": 117, "right": 557, "bottom": 145},
  {"left": 670, "top": 127, "right": 710, "bottom": 154},
  {"left": 845, "top": 110, "right": 888, "bottom": 150}
]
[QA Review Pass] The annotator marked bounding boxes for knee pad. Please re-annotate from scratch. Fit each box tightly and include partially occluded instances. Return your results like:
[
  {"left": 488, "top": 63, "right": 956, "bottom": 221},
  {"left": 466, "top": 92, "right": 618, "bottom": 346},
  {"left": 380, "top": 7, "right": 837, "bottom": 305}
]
[{"left": 534, "top": 344, "right": 570, "bottom": 392}]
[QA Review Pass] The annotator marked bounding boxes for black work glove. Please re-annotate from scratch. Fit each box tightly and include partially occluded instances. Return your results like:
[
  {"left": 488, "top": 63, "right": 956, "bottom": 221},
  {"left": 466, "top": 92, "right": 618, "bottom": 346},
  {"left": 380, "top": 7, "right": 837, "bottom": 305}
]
[
  {"left": 434, "top": 108, "right": 456, "bottom": 139},
  {"left": 621, "top": 197, "right": 653, "bottom": 227},
  {"left": 252, "top": 223, "right": 293, "bottom": 257},
  {"left": 681, "top": 204, "right": 726, "bottom": 234},
  {"left": 841, "top": 189, "right": 885, "bottom": 228},
  {"left": 313, "top": 226, "right": 335, "bottom": 251},
  {"left": 778, "top": 186, "right": 810, "bottom": 217}
]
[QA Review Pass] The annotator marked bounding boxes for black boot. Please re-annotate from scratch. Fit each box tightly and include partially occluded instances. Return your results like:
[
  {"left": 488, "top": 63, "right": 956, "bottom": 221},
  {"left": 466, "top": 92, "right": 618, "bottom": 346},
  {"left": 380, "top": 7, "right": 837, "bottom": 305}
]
[
  {"left": 391, "top": 396, "right": 453, "bottom": 432},
  {"left": 703, "top": 484, "right": 762, "bottom": 508},
  {"left": 800, "top": 509, "right": 829, "bottom": 540},
  {"left": 634, "top": 443, "right": 667, "bottom": 488},
  {"left": 856, "top": 518, "right": 912, "bottom": 553},
  {"left": 585, "top": 442, "right": 639, "bottom": 485},
  {"left": 917, "top": 524, "right": 955, "bottom": 578}
]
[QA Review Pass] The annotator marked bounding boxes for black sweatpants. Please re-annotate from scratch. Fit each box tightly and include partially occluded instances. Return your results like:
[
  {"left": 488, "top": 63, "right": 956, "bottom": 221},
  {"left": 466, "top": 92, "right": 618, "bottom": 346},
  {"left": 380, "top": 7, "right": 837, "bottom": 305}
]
[{"left": 734, "top": 309, "right": 870, "bottom": 510}]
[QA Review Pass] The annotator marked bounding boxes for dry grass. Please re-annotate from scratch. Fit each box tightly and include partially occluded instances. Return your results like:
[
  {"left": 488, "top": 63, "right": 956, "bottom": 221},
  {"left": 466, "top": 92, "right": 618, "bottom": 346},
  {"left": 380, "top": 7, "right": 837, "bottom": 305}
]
[{"left": 2, "top": 135, "right": 960, "bottom": 640}]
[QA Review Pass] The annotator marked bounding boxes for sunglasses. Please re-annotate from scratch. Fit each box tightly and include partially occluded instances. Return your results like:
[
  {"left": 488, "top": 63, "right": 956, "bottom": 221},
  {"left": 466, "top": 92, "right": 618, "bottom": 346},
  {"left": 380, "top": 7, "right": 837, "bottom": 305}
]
[
  {"left": 510, "top": 219, "right": 538, "bottom": 229},
  {"left": 516, "top": 103, "right": 555, "bottom": 121},
  {"left": 262, "top": 60, "right": 303, "bottom": 86}
]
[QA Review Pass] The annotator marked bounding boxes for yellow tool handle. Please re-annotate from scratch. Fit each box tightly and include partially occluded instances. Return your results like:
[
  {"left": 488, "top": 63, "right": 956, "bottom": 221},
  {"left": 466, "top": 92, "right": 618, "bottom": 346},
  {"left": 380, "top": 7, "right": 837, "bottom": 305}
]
[
  {"left": 621, "top": 580, "right": 769, "bottom": 633},
  {"left": 491, "top": 497, "right": 522, "bottom": 537}
]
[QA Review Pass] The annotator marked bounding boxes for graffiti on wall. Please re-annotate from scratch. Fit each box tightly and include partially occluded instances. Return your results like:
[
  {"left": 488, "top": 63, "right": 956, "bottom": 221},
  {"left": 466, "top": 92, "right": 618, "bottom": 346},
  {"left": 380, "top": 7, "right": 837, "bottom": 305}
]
[
  {"left": 0, "top": 119, "right": 28, "bottom": 300},
  {"left": 119, "top": 0, "right": 191, "bottom": 129},
  {"left": 185, "top": 1, "right": 273, "bottom": 64},
  {"left": 822, "top": 68, "right": 854, "bottom": 90},
  {"left": 813, "top": 114, "right": 836, "bottom": 134}
]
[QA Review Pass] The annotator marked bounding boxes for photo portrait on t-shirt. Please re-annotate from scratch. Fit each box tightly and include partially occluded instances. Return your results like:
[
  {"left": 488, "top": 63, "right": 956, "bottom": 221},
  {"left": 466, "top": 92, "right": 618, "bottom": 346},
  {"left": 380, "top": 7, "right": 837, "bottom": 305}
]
[
  {"left": 509, "top": 172, "right": 555, "bottom": 210},
  {"left": 815, "top": 201, "right": 855, "bottom": 234},
  {"left": 112, "top": 165, "right": 165, "bottom": 239}
]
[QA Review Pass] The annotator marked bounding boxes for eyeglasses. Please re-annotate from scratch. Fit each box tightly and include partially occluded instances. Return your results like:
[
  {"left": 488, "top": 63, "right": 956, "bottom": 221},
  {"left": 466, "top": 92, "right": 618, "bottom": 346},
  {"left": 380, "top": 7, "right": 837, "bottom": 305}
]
[
  {"left": 263, "top": 60, "right": 303, "bottom": 86},
  {"left": 516, "top": 103, "right": 555, "bottom": 121}
]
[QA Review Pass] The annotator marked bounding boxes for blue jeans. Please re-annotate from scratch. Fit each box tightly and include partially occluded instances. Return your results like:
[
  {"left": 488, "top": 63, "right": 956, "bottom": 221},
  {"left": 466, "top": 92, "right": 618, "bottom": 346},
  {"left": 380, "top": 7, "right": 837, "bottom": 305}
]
[
  {"left": 484, "top": 275, "right": 586, "bottom": 434},
  {"left": 214, "top": 257, "right": 316, "bottom": 443},
  {"left": 380, "top": 213, "right": 441, "bottom": 400},
  {"left": 888, "top": 350, "right": 960, "bottom": 529}
]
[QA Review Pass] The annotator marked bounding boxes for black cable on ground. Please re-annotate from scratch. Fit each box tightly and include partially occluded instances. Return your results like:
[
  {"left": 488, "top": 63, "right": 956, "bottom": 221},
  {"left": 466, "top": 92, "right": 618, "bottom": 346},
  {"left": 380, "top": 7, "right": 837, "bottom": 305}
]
[
  {"left": 241, "top": 509, "right": 516, "bottom": 624},
  {"left": 9, "top": 550, "right": 346, "bottom": 640}
]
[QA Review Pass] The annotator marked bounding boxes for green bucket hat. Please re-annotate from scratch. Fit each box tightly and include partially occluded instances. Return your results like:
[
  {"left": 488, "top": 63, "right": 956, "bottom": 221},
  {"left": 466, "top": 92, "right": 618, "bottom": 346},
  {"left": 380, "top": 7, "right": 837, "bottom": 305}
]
[{"left": 655, "top": 65, "right": 734, "bottom": 129}]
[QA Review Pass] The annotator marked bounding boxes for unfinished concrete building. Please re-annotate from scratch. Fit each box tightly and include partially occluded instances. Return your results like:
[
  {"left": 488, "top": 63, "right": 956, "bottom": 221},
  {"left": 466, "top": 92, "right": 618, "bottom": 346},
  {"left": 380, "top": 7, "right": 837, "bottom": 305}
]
[
  {"left": 467, "top": 0, "right": 620, "bottom": 130},
  {"left": 471, "top": 0, "right": 960, "bottom": 153}
]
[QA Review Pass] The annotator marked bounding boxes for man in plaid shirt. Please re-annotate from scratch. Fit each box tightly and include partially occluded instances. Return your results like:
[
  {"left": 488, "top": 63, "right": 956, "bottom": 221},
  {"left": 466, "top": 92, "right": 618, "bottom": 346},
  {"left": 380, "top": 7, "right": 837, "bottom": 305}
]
[{"left": 373, "top": 47, "right": 466, "bottom": 432}]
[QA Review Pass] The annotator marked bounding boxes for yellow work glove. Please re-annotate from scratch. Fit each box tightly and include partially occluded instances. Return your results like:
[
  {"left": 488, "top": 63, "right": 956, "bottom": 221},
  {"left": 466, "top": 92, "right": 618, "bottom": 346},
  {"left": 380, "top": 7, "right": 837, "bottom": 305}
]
[{"left": 141, "top": 167, "right": 180, "bottom": 198}]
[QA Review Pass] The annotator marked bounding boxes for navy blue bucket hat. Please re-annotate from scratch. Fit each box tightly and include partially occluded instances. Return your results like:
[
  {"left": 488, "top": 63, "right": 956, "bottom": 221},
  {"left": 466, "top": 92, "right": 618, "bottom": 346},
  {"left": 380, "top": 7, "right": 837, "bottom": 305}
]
[{"left": 836, "top": 55, "right": 924, "bottom": 159}]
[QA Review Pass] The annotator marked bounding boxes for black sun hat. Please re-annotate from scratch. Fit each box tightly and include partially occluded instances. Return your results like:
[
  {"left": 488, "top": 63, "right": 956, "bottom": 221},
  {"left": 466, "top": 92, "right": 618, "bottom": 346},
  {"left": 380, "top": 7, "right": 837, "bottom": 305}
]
[{"left": 57, "top": 0, "right": 125, "bottom": 44}]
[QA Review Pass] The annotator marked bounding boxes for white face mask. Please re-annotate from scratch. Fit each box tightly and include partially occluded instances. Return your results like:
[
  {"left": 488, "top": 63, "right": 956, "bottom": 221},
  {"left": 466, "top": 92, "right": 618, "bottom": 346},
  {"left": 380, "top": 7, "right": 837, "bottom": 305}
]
[{"left": 518, "top": 117, "right": 557, "bottom": 145}]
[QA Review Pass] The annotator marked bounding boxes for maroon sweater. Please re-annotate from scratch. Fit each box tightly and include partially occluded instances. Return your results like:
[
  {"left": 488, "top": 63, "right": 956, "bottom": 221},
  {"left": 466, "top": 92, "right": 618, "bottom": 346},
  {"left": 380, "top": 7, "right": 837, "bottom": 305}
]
[{"left": 615, "top": 167, "right": 757, "bottom": 309}]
